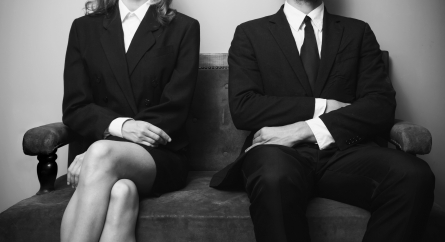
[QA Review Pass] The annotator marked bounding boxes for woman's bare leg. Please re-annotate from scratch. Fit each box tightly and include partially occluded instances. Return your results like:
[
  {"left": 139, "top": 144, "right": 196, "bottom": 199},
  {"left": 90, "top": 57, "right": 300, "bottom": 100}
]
[
  {"left": 60, "top": 140, "right": 156, "bottom": 242},
  {"left": 99, "top": 179, "right": 139, "bottom": 242}
]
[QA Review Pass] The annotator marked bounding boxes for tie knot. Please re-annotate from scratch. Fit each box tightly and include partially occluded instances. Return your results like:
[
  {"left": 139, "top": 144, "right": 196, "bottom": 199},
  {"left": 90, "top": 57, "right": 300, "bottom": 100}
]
[{"left": 304, "top": 16, "right": 312, "bottom": 24}]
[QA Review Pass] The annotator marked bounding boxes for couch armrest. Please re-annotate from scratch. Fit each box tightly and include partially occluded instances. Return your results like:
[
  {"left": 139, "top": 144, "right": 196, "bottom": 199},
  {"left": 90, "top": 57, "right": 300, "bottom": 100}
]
[
  {"left": 389, "top": 119, "right": 432, "bottom": 155},
  {"left": 23, "top": 122, "right": 78, "bottom": 195},
  {"left": 23, "top": 122, "right": 78, "bottom": 156}
]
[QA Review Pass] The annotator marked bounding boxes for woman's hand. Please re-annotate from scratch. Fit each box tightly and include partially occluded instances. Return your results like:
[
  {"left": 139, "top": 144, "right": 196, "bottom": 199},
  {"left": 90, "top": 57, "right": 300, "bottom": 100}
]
[
  {"left": 67, "top": 152, "right": 85, "bottom": 188},
  {"left": 122, "top": 120, "right": 172, "bottom": 147}
]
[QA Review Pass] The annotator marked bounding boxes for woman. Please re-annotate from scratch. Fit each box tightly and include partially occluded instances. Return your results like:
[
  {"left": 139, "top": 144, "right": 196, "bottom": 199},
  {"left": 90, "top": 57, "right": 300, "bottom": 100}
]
[{"left": 60, "top": 0, "right": 199, "bottom": 241}]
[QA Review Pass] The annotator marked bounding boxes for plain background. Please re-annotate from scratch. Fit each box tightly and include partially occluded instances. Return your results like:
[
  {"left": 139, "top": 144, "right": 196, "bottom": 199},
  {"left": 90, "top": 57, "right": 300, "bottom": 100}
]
[{"left": 0, "top": 0, "right": 444, "bottom": 213}]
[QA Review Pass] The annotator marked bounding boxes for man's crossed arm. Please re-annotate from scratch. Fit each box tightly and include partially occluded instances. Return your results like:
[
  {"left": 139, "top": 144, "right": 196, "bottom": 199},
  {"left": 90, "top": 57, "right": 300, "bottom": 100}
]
[{"left": 245, "top": 100, "right": 349, "bottom": 152}]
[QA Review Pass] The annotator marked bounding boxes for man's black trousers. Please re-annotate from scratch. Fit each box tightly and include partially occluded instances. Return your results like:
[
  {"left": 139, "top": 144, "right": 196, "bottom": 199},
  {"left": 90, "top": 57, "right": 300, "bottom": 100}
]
[{"left": 241, "top": 142, "right": 435, "bottom": 242}]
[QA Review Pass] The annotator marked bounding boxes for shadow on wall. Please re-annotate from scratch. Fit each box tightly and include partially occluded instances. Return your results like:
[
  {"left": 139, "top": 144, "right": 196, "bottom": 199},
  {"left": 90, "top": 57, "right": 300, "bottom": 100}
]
[
  {"left": 323, "top": 0, "right": 348, "bottom": 14},
  {"left": 323, "top": 0, "right": 413, "bottom": 120}
]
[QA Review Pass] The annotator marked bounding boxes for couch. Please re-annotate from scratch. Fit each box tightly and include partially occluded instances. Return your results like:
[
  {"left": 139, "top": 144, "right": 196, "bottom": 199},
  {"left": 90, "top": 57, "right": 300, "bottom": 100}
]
[{"left": 1, "top": 52, "right": 444, "bottom": 242}]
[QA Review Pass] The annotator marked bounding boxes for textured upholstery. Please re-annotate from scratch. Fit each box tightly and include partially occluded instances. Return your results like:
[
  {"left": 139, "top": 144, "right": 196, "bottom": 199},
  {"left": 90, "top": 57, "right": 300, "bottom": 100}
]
[
  {"left": 186, "top": 66, "right": 249, "bottom": 171},
  {"left": 4, "top": 52, "right": 443, "bottom": 242},
  {"left": 22, "top": 122, "right": 77, "bottom": 156},
  {"left": 390, "top": 119, "right": 432, "bottom": 154},
  {"left": 1, "top": 172, "right": 444, "bottom": 242}
]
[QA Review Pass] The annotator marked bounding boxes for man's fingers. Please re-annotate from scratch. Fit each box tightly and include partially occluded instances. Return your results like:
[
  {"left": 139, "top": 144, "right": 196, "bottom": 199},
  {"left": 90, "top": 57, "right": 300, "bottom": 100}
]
[
  {"left": 245, "top": 141, "right": 267, "bottom": 153},
  {"left": 253, "top": 130, "right": 261, "bottom": 139},
  {"left": 252, "top": 136, "right": 263, "bottom": 145},
  {"left": 245, "top": 144, "right": 260, "bottom": 153}
]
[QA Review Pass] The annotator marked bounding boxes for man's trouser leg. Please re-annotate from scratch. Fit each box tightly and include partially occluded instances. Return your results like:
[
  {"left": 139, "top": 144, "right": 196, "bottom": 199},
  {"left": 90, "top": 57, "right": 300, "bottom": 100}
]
[{"left": 242, "top": 145, "right": 316, "bottom": 242}]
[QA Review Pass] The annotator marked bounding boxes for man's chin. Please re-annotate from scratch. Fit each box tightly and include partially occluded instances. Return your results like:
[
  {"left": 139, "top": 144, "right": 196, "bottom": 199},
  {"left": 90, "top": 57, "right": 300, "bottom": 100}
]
[{"left": 295, "top": 0, "right": 320, "bottom": 3}]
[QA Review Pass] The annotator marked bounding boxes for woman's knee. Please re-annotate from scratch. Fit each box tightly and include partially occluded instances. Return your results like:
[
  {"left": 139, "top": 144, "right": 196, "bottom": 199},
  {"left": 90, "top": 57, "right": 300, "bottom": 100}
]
[
  {"left": 110, "top": 179, "right": 139, "bottom": 208},
  {"left": 82, "top": 141, "right": 117, "bottom": 172},
  {"left": 87, "top": 140, "right": 114, "bottom": 161}
]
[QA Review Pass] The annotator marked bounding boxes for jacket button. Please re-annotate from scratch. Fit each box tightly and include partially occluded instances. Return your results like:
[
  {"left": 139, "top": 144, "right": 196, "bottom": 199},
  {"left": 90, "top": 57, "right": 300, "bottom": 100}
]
[
  {"left": 103, "top": 96, "right": 108, "bottom": 103},
  {"left": 144, "top": 99, "right": 150, "bottom": 107},
  {"left": 96, "top": 77, "right": 101, "bottom": 83},
  {"left": 152, "top": 80, "right": 158, "bottom": 87}
]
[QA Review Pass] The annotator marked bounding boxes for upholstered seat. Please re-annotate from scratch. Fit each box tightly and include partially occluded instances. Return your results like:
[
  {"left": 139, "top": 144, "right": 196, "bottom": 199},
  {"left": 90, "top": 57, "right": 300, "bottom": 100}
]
[
  {"left": 1, "top": 53, "right": 444, "bottom": 242},
  {"left": 2, "top": 171, "right": 444, "bottom": 242}
]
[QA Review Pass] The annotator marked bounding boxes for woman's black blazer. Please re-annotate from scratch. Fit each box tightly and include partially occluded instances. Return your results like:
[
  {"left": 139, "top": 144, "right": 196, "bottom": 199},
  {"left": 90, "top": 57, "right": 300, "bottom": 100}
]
[{"left": 62, "top": 6, "right": 200, "bottom": 151}]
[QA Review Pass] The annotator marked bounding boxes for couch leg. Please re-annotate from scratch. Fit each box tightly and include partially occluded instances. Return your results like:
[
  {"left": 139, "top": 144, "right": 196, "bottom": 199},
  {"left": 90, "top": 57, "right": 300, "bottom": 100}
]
[{"left": 36, "top": 153, "right": 58, "bottom": 195}]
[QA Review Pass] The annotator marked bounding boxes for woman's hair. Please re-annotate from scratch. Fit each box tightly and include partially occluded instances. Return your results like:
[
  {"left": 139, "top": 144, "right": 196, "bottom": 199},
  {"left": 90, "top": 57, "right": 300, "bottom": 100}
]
[{"left": 85, "top": 0, "right": 176, "bottom": 25}]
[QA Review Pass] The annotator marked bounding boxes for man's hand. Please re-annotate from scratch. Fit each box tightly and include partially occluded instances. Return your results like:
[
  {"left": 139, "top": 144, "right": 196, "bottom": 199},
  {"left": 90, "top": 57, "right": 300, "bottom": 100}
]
[
  {"left": 245, "top": 122, "right": 316, "bottom": 152},
  {"left": 122, "top": 120, "right": 171, "bottom": 147},
  {"left": 67, "top": 152, "right": 85, "bottom": 188},
  {"left": 326, "top": 99, "right": 350, "bottom": 113}
]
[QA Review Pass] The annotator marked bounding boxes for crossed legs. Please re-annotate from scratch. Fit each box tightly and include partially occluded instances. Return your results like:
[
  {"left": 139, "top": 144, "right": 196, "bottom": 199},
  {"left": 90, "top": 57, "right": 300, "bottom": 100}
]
[
  {"left": 61, "top": 140, "right": 157, "bottom": 242},
  {"left": 242, "top": 144, "right": 435, "bottom": 242}
]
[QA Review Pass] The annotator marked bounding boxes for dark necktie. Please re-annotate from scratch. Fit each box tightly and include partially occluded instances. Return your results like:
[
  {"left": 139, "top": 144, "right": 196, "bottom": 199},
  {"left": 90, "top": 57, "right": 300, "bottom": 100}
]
[{"left": 300, "top": 16, "right": 320, "bottom": 92}]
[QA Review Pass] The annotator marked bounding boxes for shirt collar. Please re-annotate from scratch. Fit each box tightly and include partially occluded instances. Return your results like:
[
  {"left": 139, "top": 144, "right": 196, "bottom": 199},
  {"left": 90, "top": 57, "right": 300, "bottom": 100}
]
[
  {"left": 119, "top": 0, "right": 150, "bottom": 22},
  {"left": 284, "top": 1, "right": 324, "bottom": 32}
]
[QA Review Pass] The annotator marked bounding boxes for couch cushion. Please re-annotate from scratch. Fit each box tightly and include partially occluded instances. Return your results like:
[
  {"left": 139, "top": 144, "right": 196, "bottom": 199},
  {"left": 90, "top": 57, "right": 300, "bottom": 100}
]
[
  {"left": 185, "top": 68, "right": 249, "bottom": 171},
  {"left": 1, "top": 172, "right": 444, "bottom": 242}
]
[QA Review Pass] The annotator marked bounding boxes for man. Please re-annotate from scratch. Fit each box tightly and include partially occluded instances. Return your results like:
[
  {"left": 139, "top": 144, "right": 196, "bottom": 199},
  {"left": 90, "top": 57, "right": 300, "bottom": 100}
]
[{"left": 210, "top": 0, "right": 435, "bottom": 241}]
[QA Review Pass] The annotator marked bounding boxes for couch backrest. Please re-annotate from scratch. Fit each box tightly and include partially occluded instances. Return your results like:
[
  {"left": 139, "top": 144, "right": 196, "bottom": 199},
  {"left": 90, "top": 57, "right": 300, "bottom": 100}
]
[
  {"left": 186, "top": 52, "right": 390, "bottom": 171},
  {"left": 186, "top": 54, "right": 249, "bottom": 171},
  {"left": 69, "top": 52, "right": 390, "bottom": 170}
]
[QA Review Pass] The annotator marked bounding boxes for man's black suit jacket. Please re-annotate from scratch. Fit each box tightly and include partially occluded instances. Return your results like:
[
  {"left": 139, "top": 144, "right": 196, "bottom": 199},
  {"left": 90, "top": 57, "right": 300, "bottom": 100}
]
[
  {"left": 210, "top": 6, "right": 396, "bottom": 188},
  {"left": 62, "top": 6, "right": 200, "bottom": 152}
]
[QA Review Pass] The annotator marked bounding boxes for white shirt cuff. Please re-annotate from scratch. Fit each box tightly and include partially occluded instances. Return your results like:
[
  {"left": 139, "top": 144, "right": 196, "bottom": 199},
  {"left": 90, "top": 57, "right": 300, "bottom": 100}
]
[
  {"left": 313, "top": 98, "right": 327, "bottom": 118},
  {"left": 108, "top": 117, "right": 133, "bottom": 138},
  {"left": 305, "top": 117, "right": 335, "bottom": 150}
]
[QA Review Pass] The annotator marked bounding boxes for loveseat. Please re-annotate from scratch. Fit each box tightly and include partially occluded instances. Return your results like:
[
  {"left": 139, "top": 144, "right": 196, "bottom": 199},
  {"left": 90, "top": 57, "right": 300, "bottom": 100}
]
[{"left": 0, "top": 53, "right": 444, "bottom": 242}]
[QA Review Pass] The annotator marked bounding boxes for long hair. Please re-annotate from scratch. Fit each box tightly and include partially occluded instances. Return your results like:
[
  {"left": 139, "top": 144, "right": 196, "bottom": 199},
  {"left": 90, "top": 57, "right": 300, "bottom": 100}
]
[{"left": 85, "top": 0, "right": 176, "bottom": 25}]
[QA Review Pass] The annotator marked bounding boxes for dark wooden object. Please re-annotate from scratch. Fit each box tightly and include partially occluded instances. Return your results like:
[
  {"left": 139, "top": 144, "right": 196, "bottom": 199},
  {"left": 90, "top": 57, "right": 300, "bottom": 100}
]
[
  {"left": 22, "top": 122, "right": 77, "bottom": 195},
  {"left": 36, "top": 154, "right": 58, "bottom": 195}
]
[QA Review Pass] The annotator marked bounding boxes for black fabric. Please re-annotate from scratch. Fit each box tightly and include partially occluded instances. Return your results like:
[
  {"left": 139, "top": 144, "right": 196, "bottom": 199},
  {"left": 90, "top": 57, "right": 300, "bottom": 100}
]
[
  {"left": 241, "top": 143, "right": 435, "bottom": 242},
  {"left": 300, "top": 16, "right": 320, "bottom": 92},
  {"left": 211, "top": 5, "right": 396, "bottom": 191},
  {"left": 62, "top": 5, "right": 200, "bottom": 152},
  {"left": 209, "top": 4, "right": 433, "bottom": 242},
  {"left": 105, "top": 136, "right": 188, "bottom": 195}
]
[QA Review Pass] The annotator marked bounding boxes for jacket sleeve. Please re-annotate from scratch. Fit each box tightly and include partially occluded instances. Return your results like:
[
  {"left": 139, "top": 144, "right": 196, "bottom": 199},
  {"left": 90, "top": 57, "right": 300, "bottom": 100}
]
[
  {"left": 228, "top": 25, "right": 316, "bottom": 131},
  {"left": 62, "top": 19, "right": 120, "bottom": 140},
  {"left": 133, "top": 20, "right": 200, "bottom": 136},
  {"left": 320, "top": 23, "right": 396, "bottom": 150}
]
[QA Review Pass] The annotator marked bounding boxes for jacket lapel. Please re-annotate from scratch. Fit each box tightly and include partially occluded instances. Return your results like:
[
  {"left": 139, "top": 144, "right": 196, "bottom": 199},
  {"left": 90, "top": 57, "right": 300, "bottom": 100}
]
[
  {"left": 313, "top": 9, "right": 344, "bottom": 97},
  {"left": 269, "top": 6, "right": 314, "bottom": 97},
  {"left": 126, "top": 6, "right": 160, "bottom": 76},
  {"left": 100, "top": 6, "right": 138, "bottom": 114}
]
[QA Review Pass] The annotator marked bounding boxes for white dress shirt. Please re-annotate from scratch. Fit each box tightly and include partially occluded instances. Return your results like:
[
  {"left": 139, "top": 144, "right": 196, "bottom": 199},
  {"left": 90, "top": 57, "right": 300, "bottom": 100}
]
[
  {"left": 283, "top": 1, "right": 335, "bottom": 150},
  {"left": 106, "top": 0, "right": 150, "bottom": 138}
]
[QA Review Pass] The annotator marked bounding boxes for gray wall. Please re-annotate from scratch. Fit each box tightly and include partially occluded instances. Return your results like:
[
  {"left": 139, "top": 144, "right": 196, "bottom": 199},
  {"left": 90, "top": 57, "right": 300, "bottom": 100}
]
[{"left": 1, "top": 0, "right": 444, "bottom": 213}]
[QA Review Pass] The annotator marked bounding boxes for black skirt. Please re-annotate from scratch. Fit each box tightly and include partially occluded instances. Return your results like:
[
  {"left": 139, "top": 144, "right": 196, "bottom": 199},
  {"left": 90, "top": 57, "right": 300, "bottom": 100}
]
[{"left": 105, "top": 136, "right": 189, "bottom": 196}]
